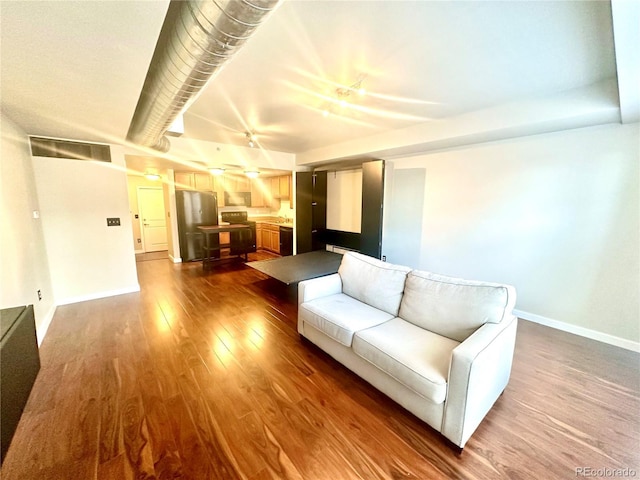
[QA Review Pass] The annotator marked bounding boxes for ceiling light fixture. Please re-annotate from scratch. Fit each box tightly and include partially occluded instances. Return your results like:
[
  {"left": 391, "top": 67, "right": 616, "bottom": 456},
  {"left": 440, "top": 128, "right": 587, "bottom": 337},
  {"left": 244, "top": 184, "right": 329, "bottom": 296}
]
[
  {"left": 144, "top": 169, "right": 161, "bottom": 181},
  {"left": 245, "top": 170, "right": 260, "bottom": 179},
  {"left": 209, "top": 167, "right": 225, "bottom": 175},
  {"left": 322, "top": 76, "right": 367, "bottom": 117},
  {"left": 245, "top": 131, "right": 257, "bottom": 148}
]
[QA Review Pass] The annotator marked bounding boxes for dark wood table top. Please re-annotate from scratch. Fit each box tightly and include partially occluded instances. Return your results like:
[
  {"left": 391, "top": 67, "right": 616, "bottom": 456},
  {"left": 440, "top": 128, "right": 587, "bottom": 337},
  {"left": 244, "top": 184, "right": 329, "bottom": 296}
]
[{"left": 246, "top": 250, "right": 343, "bottom": 285}]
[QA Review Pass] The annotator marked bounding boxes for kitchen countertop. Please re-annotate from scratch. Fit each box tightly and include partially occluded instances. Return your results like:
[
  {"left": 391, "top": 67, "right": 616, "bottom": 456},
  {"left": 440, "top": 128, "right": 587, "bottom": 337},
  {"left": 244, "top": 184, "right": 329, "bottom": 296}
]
[{"left": 250, "top": 217, "right": 293, "bottom": 227}]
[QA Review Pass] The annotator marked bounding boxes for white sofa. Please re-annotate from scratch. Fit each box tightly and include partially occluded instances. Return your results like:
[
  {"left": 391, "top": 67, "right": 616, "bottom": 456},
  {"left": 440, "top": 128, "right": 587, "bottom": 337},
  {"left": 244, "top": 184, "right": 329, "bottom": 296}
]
[{"left": 297, "top": 251, "right": 517, "bottom": 449}]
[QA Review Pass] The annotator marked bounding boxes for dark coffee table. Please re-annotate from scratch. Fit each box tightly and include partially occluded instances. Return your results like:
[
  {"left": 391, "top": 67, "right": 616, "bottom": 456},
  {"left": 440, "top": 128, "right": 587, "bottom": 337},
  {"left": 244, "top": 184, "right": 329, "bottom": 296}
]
[{"left": 246, "top": 250, "right": 343, "bottom": 285}]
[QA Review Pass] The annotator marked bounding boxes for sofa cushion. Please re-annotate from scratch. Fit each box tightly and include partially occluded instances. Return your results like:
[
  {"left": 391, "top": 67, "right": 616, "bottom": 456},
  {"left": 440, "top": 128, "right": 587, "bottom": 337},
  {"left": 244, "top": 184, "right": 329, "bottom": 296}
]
[
  {"left": 353, "top": 318, "right": 460, "bottom": 404},
  {"left": 299, "top": 293, "right": 394, "bottom": 347},
  {"left": 399, "top": 270, "right": 516, "bottom": 342},
  {"left": 338, "top": 252, "right": 412, "bottom": 316}
]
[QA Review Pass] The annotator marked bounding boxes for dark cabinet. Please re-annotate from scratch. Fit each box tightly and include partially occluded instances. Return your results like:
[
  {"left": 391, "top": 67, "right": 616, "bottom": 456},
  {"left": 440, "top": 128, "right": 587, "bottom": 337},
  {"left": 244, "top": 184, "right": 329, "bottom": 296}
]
[
  {"left": 295, "top": 172, "right": 313, "bottom": 253},
  {"left": 311, "top": 171, "right": 327, "bottom": 252},
  {"left": 360, "top": 160, "right": 384, "bottom": 258},
  {"left": 1, "top": 305, "right": 40, "bottom": 463},
  {"left": 296, "top": 161, "right": 384, "bottom": 258},
  {"left": 295, "top": 171, "right": 327, "bottom": 254}
]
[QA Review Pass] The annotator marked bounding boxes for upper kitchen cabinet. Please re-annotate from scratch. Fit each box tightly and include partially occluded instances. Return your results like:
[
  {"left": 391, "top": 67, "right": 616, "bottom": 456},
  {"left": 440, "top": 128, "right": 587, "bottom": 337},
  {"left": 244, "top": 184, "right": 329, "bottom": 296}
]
[
  {"left": 194, "top": 173, "right": 213, "bottom": 191},
  {"left": 270, "top": 177, "right": 280, "bottom": 199},
  {"left": 279, "top": 175, "right": 290, "bottom": 199},
  {"left": 175, "top": 172, "right": 213, "bottom": 192},
  {"left": 174, "top": 172, "right": 194, "bottom": 190},
  {"left": 218, "top": 174, "right": 251, "bottom": 193},
  {"left": 250, "top": 179, "right": 267, "bottom": 207},
  {"left": 236, "top": 176, "right": 251, "bottom": 193},
  {"left": 266, "top": 174, "right": 291, "bottom": 200},
  {"left": 174, "top": 170, "right": 292, "bottom": 209}
]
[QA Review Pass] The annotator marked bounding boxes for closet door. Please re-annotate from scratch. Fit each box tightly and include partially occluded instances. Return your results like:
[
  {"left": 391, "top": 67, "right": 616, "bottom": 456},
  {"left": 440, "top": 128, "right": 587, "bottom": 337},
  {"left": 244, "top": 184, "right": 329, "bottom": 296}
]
[
  {"left": 361, "top": 160, "right": 384, "bottom": 259},
  {"left": 295, "top": 172, "right": 313, "bottom": 254},
  {"left": 311, "top": 171, "right": 327, "bottom": 252}
]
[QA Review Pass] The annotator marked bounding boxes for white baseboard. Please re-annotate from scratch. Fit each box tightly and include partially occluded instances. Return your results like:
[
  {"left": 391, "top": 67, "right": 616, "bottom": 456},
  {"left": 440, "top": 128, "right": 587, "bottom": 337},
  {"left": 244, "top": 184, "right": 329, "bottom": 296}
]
[
  {"left": 56, "top": 284, "right": 141, "bottom": 306},
  {"left": 36, "top": 304, "right": 57, "bottom": 346},
  {"left": 169, "top": 253, "right": 182, "bottom": 263},
  {"left": 514, "top": 309, "right": 640, "bottom": 353}
]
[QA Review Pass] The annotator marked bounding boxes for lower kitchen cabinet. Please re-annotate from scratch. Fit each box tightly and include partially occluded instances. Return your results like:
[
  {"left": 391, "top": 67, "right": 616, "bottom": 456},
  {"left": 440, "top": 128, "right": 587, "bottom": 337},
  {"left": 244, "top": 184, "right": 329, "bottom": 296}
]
[{"left": 257, "top": 223, "right": 280, "bottom": 254}]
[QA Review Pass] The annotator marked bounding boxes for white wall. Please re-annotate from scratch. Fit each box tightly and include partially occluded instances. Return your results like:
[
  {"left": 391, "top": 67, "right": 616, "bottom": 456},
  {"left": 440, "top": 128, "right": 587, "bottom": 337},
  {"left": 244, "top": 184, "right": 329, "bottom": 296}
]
[
  {"left": 326, "top": 168, "right": 362, "bottom": 233},
  {"left": 0, "top": 113, "right": 56, "bottom": 343},
  {"left": 383, "top": 123, "right": 639, "bottom": 347},
  {"left": 32, "top": 145, "right": 139, "bottom": 305}
]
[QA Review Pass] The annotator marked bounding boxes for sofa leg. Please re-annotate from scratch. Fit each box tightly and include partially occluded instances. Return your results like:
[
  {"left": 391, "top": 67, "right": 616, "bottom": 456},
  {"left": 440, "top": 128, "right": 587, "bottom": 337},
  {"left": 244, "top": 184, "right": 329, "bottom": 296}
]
[{"left": 446, "top": 439, "right": 464, "bottom": 455}]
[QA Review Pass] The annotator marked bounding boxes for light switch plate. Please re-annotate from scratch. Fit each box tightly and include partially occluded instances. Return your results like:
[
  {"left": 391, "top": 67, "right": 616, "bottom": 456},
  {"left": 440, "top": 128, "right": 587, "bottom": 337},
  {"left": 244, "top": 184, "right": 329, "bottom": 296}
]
[{"left": 107, "top": 217, "right": 121, "bottom": 226}]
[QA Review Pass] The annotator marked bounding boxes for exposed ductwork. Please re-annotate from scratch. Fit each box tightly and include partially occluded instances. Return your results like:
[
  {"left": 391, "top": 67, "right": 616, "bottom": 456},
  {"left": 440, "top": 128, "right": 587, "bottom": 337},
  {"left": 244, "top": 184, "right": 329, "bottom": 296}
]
[{"left": 127, "top": 0, "right": 282, "bottom": 152}]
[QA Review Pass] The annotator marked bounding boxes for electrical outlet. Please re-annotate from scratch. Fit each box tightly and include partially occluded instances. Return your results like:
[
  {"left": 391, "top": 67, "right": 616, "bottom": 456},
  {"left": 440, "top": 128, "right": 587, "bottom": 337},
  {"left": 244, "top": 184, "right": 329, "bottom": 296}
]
[
  {"left": 382, "top": 255, "right": 386, "bottom": 262},
  {"left": 37, "top": 290, "right": 42, "bottom": 301},
  {"left": 107, "top": 217, "right": 121, "bottom": 226},
  {"left": 137, "top": 238, "right": 141, "bottom": 243}
]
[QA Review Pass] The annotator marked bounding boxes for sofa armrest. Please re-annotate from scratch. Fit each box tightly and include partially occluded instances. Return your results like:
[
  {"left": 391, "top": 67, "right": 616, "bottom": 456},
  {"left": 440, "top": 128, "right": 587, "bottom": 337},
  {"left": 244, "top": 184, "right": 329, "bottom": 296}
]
[
  {"left": 298, "top": 273, "right": 343, "bottom": 306},
  {"left": 442, "top": 315, "right": 518, "bottom": 448}
]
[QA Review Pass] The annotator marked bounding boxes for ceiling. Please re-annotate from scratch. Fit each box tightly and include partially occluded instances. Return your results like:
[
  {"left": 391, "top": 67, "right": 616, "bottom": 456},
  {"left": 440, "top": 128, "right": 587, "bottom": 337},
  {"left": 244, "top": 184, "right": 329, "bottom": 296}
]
[{"left": 0, "top": 0, "right": 632, "bottom": 168}]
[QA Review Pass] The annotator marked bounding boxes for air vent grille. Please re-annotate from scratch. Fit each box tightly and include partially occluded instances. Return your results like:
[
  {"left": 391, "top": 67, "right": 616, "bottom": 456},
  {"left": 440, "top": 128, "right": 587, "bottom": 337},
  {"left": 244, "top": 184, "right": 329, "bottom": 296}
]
[{"left": 29, "top": 137, "right": 111, "bottom": 162}]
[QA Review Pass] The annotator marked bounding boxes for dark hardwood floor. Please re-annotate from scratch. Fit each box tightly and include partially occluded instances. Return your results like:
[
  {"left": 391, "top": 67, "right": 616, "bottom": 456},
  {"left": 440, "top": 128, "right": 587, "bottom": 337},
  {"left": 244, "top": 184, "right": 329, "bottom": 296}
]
[{"left": 2, "top": 252, "right": 639, "bottom": 479}]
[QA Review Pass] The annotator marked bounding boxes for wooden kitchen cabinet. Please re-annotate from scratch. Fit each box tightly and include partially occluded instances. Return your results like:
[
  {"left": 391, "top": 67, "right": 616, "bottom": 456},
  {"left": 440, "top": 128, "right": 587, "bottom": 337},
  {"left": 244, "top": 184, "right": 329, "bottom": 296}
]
[
  {"left": 174, "top": 172, "right": 194, "bottom": 190},
  {"left": 257, "top": 223, "right": 280, "bottom": 254},
  {"left": 279, "top": 175, "right": 290, "bottom": 199},
  {"left": 250, "top": 179, "right": 266, "bottom": 207},
  {"left": 256, "top": 224, "right": 263, "bottom": 249},
  {"left": 269, "top": 177, "right": 280, "bottom": 199},
  {"left": 270, "top": 229, "right": 280, "bottom": 253},
  {"left": 235, "top": 175, "right": 250, "bottom": 192},
  {"left": 174, "top": 172, "right": 213, "bottom": 192},
  {"left": 194, "top": 173, "right": 212, "bottom": 191}
]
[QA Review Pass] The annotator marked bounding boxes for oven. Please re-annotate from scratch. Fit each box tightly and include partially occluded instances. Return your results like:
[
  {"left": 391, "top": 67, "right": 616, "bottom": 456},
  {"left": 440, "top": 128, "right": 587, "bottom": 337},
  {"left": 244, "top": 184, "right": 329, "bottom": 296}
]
[{"left": 220, "top": 211, "right": 256, "bottom": 256}]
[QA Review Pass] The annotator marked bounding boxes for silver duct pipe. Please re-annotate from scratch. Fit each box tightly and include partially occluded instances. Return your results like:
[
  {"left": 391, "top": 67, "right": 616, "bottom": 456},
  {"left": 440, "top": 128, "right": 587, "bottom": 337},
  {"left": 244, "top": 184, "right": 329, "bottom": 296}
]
[{"left": 127, "top": 0, "right": 282, "bottom": 152}]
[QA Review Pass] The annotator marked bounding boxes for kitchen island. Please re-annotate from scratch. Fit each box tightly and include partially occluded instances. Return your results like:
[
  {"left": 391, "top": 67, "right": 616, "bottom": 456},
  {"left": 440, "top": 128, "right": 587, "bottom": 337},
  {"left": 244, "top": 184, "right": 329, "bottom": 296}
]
[{"left": 198, "top": 223, "right": 254, "bottom": 269}]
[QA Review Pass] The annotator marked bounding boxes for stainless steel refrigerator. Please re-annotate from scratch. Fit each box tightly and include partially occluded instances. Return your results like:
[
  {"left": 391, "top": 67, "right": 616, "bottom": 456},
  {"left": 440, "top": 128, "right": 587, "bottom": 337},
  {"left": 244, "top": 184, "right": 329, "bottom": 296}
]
[{"left": 175, "top": 190, "right": 218, "bottom": 261}]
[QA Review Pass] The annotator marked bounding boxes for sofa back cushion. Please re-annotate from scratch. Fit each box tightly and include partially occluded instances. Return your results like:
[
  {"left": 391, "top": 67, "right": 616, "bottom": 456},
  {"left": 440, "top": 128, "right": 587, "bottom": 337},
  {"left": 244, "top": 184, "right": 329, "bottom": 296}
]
[
  {"left": 338, "top": 252, "right": 411, "bottom": 316},
  {"left": 399, "top": 270, "right": 516, "bottom": 342}
]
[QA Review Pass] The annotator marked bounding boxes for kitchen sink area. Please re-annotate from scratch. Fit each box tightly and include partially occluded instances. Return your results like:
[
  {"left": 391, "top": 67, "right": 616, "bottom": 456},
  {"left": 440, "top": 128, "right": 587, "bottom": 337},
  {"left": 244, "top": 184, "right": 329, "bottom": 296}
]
[{"left": 251, "top": 216, "right": 294, "bottom": 256}]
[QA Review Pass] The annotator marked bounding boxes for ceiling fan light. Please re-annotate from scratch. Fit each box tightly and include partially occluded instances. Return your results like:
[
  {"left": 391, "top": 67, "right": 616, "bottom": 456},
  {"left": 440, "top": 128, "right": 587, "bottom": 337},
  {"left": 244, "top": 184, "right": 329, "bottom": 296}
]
[
  {"left": 245, "top": 170, "right": 259, "bottom": 179},
  {"left": 209, "top": 167, "right": 225, "bottom": 175},
  {"left": 245, "top": 131, "right": 257, "bottom": 147}
]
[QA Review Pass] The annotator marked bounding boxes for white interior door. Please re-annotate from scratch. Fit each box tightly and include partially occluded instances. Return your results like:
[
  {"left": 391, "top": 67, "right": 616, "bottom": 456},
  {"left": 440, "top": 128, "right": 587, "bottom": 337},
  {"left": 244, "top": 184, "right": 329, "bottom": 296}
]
[{"left": 138, "top": 187, "right": 168, "bottom": 252}]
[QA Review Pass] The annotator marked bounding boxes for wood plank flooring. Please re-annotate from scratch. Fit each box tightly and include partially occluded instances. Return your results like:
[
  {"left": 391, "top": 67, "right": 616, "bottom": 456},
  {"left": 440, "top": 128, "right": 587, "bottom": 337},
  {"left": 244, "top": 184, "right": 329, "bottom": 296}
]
[{"left": 2, "top": 252, "right": 639, "bottom": 479}]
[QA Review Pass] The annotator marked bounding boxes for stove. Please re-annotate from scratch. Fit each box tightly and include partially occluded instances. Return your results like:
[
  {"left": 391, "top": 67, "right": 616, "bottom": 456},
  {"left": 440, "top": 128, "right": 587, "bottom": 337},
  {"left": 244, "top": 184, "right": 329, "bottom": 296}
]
[
  {"left": 220, "top": 211, "right": 256, "bottom": 255},
  {"left": 220, "top": 211, "right": 249, "bottom": 224}
]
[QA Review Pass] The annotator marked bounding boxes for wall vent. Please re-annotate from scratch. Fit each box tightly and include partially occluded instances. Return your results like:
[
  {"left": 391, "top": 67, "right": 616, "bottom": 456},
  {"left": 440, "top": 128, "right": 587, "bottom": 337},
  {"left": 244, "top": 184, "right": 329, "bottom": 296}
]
[{"left": 29, "top": 137, "right": 111, "bottom": 162}]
